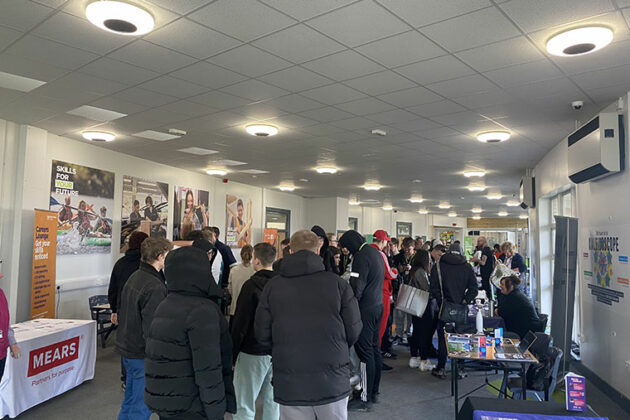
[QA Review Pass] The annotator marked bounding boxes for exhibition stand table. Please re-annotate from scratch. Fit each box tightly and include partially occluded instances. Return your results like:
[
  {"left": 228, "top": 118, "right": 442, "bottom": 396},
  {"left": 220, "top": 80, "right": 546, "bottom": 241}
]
[
  {"left": 0, "top": 319, "right": 96, "bottom": 418},
  {"left": 457, "top": 397, "right": 606, "bottom": 420}
]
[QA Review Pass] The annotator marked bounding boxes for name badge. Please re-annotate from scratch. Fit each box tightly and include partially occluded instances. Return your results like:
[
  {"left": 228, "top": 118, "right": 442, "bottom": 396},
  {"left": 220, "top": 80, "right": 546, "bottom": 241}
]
[{"left": 350, "top": 272, "right": 359, "bottom": 278}]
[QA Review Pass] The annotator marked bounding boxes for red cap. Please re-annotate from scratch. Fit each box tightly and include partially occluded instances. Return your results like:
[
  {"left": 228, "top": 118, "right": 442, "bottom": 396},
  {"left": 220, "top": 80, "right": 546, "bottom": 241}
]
[{"left": 373, "top": 230, "right": 391, "bottom": 241}]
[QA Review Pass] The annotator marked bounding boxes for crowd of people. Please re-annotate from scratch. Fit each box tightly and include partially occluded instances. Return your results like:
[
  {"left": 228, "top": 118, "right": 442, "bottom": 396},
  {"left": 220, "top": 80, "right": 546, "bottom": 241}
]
[{"left": 107, "top": 226, "right": 540, "bottom": 420}]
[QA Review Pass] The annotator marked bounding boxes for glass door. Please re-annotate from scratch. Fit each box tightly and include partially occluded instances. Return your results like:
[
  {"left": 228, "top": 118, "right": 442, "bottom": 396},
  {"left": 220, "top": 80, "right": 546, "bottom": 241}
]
[{"left": 265, "top": 207, "right": 291, "bottom": 246}]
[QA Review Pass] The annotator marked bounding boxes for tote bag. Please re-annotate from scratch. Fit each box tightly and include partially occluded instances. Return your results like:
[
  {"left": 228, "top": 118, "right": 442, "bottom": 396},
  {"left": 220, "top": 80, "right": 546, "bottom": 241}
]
[{"left": 395, "top": 284, "right": 430, "bottom": 317}]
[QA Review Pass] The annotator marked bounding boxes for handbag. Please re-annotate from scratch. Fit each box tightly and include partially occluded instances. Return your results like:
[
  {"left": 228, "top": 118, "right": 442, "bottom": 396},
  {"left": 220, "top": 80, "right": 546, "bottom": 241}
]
[
  {"left": 395, "top": 284, "right": 429, "bottom": 317},
  {"left": 436, "top": 262, "right": 468, "bottom": 325}
]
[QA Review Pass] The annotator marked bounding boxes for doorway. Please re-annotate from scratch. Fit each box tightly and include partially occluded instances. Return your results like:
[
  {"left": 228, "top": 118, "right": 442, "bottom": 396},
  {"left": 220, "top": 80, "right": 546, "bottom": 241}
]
[{"left": 265, "top": 207, "right": 291, "bottom": 246}]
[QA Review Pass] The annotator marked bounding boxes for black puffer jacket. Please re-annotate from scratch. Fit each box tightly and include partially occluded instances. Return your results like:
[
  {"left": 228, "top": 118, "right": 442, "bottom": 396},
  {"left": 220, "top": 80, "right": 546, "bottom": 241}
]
[
  {"left": 145, "top": 247, "right": 236, "bottom": 419},
  {"left": 429, "top": 252, "right": 478, "bottom": 305},
  {"left": 254, "top": 250, "right": 362, "bottom": 406},
  {"left": 108, "top": 248, "right": 142, "bottom": 314},
  {"left": 338, "top": 230, "right": 384, "bottom": 310},
  {"left": 311, "top": 225, "right": 336, "bottom": 273},
  {"left": 230, "top": 269, "right": 274, "bottom": 363}
]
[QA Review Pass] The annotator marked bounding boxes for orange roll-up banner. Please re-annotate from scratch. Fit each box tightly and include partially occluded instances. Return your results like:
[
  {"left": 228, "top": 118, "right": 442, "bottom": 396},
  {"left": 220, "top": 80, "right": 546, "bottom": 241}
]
[{"left": 31, "top": 209, "right": 58, "bottom": 319}]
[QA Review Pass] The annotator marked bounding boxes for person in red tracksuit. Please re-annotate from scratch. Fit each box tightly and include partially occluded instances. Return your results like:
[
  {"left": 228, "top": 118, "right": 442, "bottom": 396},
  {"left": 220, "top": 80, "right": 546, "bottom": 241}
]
[{"left": 370, "top": 230, "right": 398, "bottom": 369}]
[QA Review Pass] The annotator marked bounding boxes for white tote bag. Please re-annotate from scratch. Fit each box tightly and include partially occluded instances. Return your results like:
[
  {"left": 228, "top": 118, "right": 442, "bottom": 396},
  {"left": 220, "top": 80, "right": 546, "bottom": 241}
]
[{"left": 395, "top": 284, "right": 430, "bottom": 317}]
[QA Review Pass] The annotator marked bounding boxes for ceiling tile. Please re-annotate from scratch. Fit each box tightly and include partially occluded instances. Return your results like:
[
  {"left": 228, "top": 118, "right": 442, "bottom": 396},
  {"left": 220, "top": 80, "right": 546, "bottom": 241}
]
[
  {"left": 259, "top": 66, "right": 333, "bottom": 92},
  {"left": 0, "top": 87, "right": 25, "bottom": 107},
  {"left": 498, "top": 0, "right": 615, "bottom": 33},
  {"left": 298, "top": 123, "right": 349, "bottom": 135},
  {"left": 396, "top": 55, "right": 476, "bottom": 85},
  {"left": 0, "top": 26, "right": 22, "bottom": 51},
  {"left": 306, "top": 0, "right": 409, "bottom": 47},
  {"left": 108, "top": 40, "right": 197, "bottom": 73},
  {"left": 421, "top": 7, "right": 520, "bottom": 52},
  {"left": 33, "top": 72, "right": 127, "bottom": 99},
  {"left": 188, "top": 90, "right": 253, "bottom": 110},
  {"left": 426, "top": 74, "right": 498, "bottom": 98},
  {"left": 171, "top": 61, "right": 247, "bottom": 89},
  {"left": 390, "top": 118, "right": 442, "bottom": 132},
  {"left": 5, "top": 35, "right": 98, "bottom": 70},
  {"left": 431, "top": 111, "right": 487, "bottom": 126},
  {"left": 220, "top": 79, "right": 289, "bottom": 101},
  {"left": 33, "top": 11, "right": 133, "bottom": 54},
  {"left": 138, "top": 76, "right": 209, "bottom": 99},
  {"left": 505, "top": 77, "right": 582, "bottom": 100},
  {"left": 335, "top": 97, "right": 397, "bottom": 115},
  {"left": 79, "top": 58, "right": 160, "bottom": 85},
  {"left": 0, "top": 0, "right": 52, "bottom": 31},
  {"left": 31, "top": 0, "right": 66, "bottom": 8},
  {"left": 408, "top": 100, "right": 467, "bottom": 117},
  {"left": 152, "top": 100, "right": 218, "bottom": 118},
  {"left": 252, "top": 24, "right": 346, "bottom": 64},
  {"left": 300, "top": 83, "right": 367, "bottom": 105},
  {"left": 142, "top": 0, "right": 209, "bottom": 14},
  {"left": 344, "top": 71, "right": 416, "bottom": 96},
  {"left": 302, "top": 50, "right": 384, "bottom": 81},
  {"left": 112, "top": 87, "right": 179, "bottom": 108},
  {"left": 145, "top": 18, "right": 241, "bottom": 59},
  {"left": 264, "top": 114, "right": 319, "bottom": 129},
  {"left": 378, "top": 86, "right": 443, "bottom": 107},
  {"left": 376, "top": 0, "right": 491, "bottom": 28},
  {"left": 570, "top": 63, "right": 630, "bottom": 90},
  {"left": 188, "top": 0, "right": 297, "bottom": 42},
  {"left": 263, "top": 94, "right": 326, "bottom": 113},
  {"left": 259, "top": 0, "right": 356, "bottom": 20},
  {"left": 33, "top": 113, "right": 99, "bottom": 134},
  {"left": 208, "top": 45, "right": 292, "bottom": 77},
  {"left": 0, "top": 53, "right": 68, "bottom": 82},
  {"left": 298, "top": 107, "right": 355, "bottom": 123},
  {"left": 88, "top": 96, "right": 148, "bottom": 116},
  {"left": 356, "top": 30, "right": 446, "bottom": 68},
  {"left": 231, "top": 102, "right": 288, "bottom": 120},
  {"left": 455, "top": 36, "right": 545, "bottom": 73},
  {"left": 483, "top": 60, "right": 563, "bottom": 88},
  {"left": 367, "top": 109, "right": 419, "bottom": 124},
  {"left": 330, "top": 116, "right": 379, "bottom": 131},
  {"left": 452, "top": 89, "right": 515, "bottom": 109}
]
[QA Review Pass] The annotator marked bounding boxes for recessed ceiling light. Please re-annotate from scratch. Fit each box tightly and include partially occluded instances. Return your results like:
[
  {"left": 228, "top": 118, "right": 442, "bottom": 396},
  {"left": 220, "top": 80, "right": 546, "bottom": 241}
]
[
  {"left": 467, "top": 184, "right": 487, "bottom": 192},
  {"left": 438, "top": 202, "right": 451, "bottom": 209},
  {"left": 418, "top": 208, "right": 429, "bottom": 214},
  {"left": 382, "top": 203, "right": 393, "bottom": 211},
  {"left": 246, "top": 124, "right": 278, "bottom": 137},
  {"left": 68, "top": 105, "right": 127, "bottom": 122},
  {"left": 349, "top": 199, "right": 360, "bottom": 206},
  {"left": 472, "top": 215, "right": 481, "bottom": 220},
  {"left": 463, "top": 170, "right": 486, "bottom": 178},
  {"left": 487, "top": 193, "right": 503, "bottom": 200},
  {"left": 476, "top": 131, "right": 511, "bottom": 143},
  {"left": 411, "top": 179, "right": 422, "bottom": 183},
  {"left": 519, "top": 214, "right": 529, "bottom": 219},
  {"left": 506, "top": 200, "right": 520, "bottom": 207},
  {"left": 546, "top": 26, "right": 613, "bottom": 57},
  {"left": 0, "top": 71, "right": 46, "bottom": 92},
  {"left": 409, "top": 195, "right": 424, "bottom": 203},
  {"left": 498, "top": 211, "right": 508, "bottom": 217},
  {"left": 133, "top": 130, "right": 180, "bottom": 141},
  {"left": 316, "top": 166, "right": 338, "bottom": 174},
  {"left": 213, "top": 159, "right": 247, "bottom": 166},
  {"left": 206, "top": 169, "right": 227, "bottom": 176},
  {"left": 178, "top": 147, "right": 218, "bottom": 155},
  {"left": 471, "top": 208, "right": 482, "bottom": 214},
  {"left": 448, "top": 211, "right": 457, "bottom": 217},
  {"left": 82, "top": 131, "right": 115, "bottom": 142},
  {"left": 299, "top": 178, "right": 309, "bottom": 182},
  {"left": 241, "top": 169, "right": 270, "bottom": 174},
  {"left": 86, "top": 1, "right": 155, "bottom": 36},
  {"left": 363, "top": 184, "right": 382, "bottom": 191},
  {"left": 279, "top": 185, "right": 295, "bottom": 192}
]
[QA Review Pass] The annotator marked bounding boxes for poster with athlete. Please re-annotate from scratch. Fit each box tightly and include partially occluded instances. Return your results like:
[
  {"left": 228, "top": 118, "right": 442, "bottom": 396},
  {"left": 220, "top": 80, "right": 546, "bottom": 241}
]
[
  {"left": 173, "top": 186, "right": 209, "bottom": 240},
  {"left": 226, "top": 194, "right": 252, "bottom": 248},
  {"left": 120, "top": 176, "right": 169, "bottom": 251},
  {"left": 50, "top": 160, "right": 115, "bottom": 255}
]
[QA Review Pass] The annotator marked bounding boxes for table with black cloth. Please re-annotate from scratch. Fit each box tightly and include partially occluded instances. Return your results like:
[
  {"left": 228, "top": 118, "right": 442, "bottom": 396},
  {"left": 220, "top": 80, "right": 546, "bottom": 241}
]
[{"left": 458, "top": 397, "right": 606, "bottom": 420}]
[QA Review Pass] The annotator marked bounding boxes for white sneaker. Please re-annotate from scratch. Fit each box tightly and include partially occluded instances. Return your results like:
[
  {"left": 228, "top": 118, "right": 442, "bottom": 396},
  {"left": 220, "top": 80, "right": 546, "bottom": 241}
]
[
  {"left": 408, "top": 357, "right": 421, "bottom": 368},
  {"left": 419, "top": 360, "right": 436, "bottom": 371}
]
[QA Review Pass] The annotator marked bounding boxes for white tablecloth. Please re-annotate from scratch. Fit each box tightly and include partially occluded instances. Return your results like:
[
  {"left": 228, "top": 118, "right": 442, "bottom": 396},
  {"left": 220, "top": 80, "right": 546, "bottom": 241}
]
[{"left": 0, "top": 319, "right": 96, "bottom": 418}]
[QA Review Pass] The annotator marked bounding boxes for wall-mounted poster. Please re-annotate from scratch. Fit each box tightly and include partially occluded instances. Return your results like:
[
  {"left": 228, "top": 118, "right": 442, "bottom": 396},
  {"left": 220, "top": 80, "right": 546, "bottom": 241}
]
[
  {"left": 50, "top": 160, "right": 115, "bottom": 255},
  {"left": 173, "top": 187, "right": 209, "bottom": 240},
  {"left": 226, "top": 194, "right": 252, "bottom": 248},
  {"left": 120, "top": 176, "right": 169, "bottom": 251}
]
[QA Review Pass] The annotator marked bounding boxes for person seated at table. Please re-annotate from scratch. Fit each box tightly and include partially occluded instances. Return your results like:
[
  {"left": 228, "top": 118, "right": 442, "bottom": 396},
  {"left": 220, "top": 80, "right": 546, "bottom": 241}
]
[
  {"left": 1, "top": 284, "right": 21, "bottom": 380},
  {"left": 496, "top": 275, "right": 542, "bottom": 339}
]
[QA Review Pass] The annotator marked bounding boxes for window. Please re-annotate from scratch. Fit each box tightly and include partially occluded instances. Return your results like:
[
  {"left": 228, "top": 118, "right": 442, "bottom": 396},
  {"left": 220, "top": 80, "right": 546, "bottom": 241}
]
[
  {"left": 265, "top": 207, "right": 290, "bottom": 245},
  {"left": 348, "top": 217, "right": 358, "bottom": 231}
]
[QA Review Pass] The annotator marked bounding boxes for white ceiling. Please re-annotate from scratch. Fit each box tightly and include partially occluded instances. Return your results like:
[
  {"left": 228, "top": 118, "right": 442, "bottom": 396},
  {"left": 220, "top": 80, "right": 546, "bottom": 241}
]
[{"left": 2, "top": 0, "right": 630, "bottom": 217}]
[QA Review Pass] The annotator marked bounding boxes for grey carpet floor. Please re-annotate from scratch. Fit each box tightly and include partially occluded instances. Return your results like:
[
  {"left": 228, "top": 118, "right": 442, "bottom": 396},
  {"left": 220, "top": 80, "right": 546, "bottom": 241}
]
[{"left": 7, "top": 340, "right": 628, "bottom": 420}]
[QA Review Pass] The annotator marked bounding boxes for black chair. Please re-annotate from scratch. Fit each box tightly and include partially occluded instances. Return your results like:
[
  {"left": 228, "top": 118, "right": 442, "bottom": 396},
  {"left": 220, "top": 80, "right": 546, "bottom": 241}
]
[
  {"left": 498, "top": 332, "right": 553, "bottom": 398},
  {"left": 89, "top": 295, "right": 114, "bottom": 348},
  {"left": 507, "top": 346, "right": 563, "bottom": 401},
  {"left": 538, "top": 313, "right": 549, "bottom": 332}
]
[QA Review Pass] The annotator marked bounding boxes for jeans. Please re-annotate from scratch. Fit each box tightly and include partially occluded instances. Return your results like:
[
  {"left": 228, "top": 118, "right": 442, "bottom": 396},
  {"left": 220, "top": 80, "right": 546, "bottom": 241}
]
[
  {"left": 354, "top": 305, "right": 383, "bottom": 402},
  {"left": 118, "top": 357, "right": 151, "bottom": 420},
  {"left": 279, "top": 397, "right": 348, "bottom": 420},
  {"left": 394, "top": 309, "right": 412, "bottom": 337},
  {"left": 233, "top": 353, "right": 278, "bottom": 420}
]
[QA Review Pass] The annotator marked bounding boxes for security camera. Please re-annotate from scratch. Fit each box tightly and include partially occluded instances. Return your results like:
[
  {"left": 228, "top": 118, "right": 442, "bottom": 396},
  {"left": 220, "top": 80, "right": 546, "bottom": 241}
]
[{"left": 571, "top": 101, "right": 584, "bottom": 110}]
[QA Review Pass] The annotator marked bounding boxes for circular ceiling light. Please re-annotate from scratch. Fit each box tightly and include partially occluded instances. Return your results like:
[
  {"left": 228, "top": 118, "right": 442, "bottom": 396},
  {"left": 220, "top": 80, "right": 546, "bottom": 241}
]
[
  {"left": 349, "top": 199, "right": 360, "bottom": 206},
  {"left": 279, "top": 185, "right": 295, "bottom": 192},
  {"left": 246, "top": 124, "right": 278, "bottom": 137},
  {"left": 506, "top": 200, "right": 520, "bottom": 207},
  {"left": 418, "top": 208, "right": 428, "bottom": 214},
  {"left": 476, "top": 131, "right": 511, "bottom": 143},
  {"left": 363, "top": 184, "right": 382, "bottom": 191},
  {"left": 463, "top": 170, "right": 486, "bottom": 178},
  {"left": 471, "top": 208, "right": 482, "bottom": 214},
  {"left": 206, "top": 169, "right": 227, "bottom": 176},
  {"left": 448, "top": 211, "right": 457, "bottom": 217},
  {"left": 546, "top": 26, "right": 613, "bottom": 57},
  {"left": 498, "top": 211, "right": 508, "bottom": 217},
  {"left": 519, "top": 214, "right": 529, "bottom": 219},
  {"left": 487, "top": 193, "right": 503, "bottom": 200},
  {"left": 467, "top": 184, "right": 487, "bottom": 192},
  {"left": 86, "top": 1, "right": 155, "bottom": 36},
  {"left": 382, "top": 203, "right": 393, "bottom": 211},
  {"left": 409, "top": 195, "right": 424, "bottom": 203},
  {"left": 472, "top": 215, "right": 481, "bottom": 220},
  {"left": 438, "top": 202, "right": 451, "bottom": 209},
  {"left": 82, "top": 131, "right": 115, "bottom": 142},
  {"left": 316, "top": 166, "right": 338, "bottom": 174}
]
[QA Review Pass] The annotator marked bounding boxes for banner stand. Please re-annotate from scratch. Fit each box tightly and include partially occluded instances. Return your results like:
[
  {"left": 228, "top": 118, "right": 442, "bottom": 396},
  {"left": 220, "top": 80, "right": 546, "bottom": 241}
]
[{"left": 31, "top": 209, "right": 58, "bottom": 319}]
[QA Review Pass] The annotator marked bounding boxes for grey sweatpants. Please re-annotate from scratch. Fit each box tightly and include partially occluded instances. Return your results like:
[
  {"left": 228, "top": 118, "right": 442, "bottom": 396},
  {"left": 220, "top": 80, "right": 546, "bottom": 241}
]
[{"left": 279, "top": 397, "right": 349, "bottom": 420}]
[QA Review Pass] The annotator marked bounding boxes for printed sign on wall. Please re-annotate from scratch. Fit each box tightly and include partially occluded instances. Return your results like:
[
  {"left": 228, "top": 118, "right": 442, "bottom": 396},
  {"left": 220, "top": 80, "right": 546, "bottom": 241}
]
[
  {"left": 121, "top": 176, "right": 168, "bottom": 251},
  {"left": 31, "top": 210, "right": 58, "bottom": 319},
  {"left": 226, "top": 194, "right": 252, "bottom": 248},
  {"left": 173, "top": 186, "right": 210, "bottom": 241}
]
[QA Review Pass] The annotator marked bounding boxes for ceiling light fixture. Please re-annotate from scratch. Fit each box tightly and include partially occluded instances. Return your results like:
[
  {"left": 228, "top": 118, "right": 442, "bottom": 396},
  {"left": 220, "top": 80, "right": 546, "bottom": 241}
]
[
  {"left": 467, "top": 184, "right": 487, "bottom": 192},
  {"left": 520, "top": 214, "right": 529, "bottom": 219},
  {"left": 418, "top": 208, "right": 428, "bottom": 214},
  {"left": 472, "top": 215, "right": 481, "bottom": 220},
  {"left": 448, "top": 211, "right": 457, "bottom": 217},
  {"left": 546, "top": 26, "right": 613, "bottom": 57},
  {"left": 206, "top": 169, "right": 227, "bottom": 176},
  {"left": 86, "top": 1, "right": 155, "bottom": 36},
  {"left": 409, "top": 195, "right": 424, "bottom": 203},
  {"left": 349, "top": 199, "right": 360, "bottom": 206},
  {"left": 82, "top": 131, "right": 115, "bottom": 142},
  {"left": 438, "top": 202, "right": 451, "bottom": 209},
  {"left": 463, "top": 170, "right": 486, "bottom": 178},
  {"left": 316, "top": 166, "right": 338, "bottom": 174},
  {"left": 363, "top": 184, "right": 382, "bottom": 191},
  {"left": 498, "top": 211, "right": 508, "bottom": 217},
  {"left": 471, "top": 208, "right": 482, "bottom": 214},
  {"left": 279, "top": 185, "right": 295, "bottom": 192},
  {"left": 382, "top": 204, "right": 393, "bottom": 211},
  {"left": 487, "top": 193, "right": 503, "bottom": 200},
  {"left": 246, "top": 124, "right": 278, "bottom": 137},
  {"left": 476, "top": 131, "right": 511, "bottom": 143},
  {"left": 506, "top": 200, "right": 520, "bottom": 207}
]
